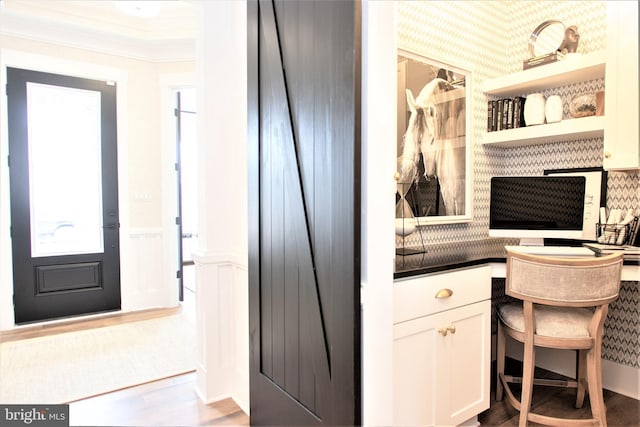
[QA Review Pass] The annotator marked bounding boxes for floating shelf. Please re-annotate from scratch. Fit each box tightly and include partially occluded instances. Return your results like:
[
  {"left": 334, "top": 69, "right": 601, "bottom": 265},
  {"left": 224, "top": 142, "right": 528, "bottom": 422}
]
[
  {"left": 482, "top": 115, "right": 605, "bottom": 147},
  {"left": 483, "top": 51, "right": 606, "bottom": 97}
]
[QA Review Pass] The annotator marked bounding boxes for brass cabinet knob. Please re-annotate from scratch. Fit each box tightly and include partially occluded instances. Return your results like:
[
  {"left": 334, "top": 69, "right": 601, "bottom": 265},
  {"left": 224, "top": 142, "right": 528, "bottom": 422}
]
[
  {"left": 438, "top": 325, "right": 456, "bottom": 336},
  {"left": 435, "top": 288, "right": 453, "bottom": 299},
  {"left": 604, "top": 151, "right": 612, "bottom": 159}
]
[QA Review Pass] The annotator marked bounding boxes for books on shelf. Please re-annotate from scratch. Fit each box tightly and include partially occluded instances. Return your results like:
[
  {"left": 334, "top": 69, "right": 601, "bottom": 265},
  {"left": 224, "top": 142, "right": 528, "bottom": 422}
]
[{"left": 487, "top": 96, "right": 526, "bottom": 132}]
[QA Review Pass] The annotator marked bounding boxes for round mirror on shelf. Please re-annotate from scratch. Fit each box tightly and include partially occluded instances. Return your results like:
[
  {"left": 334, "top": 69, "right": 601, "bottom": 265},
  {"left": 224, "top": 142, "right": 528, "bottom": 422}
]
[{"left": 528, "top": 20, "right": 565, "bottom": 58}]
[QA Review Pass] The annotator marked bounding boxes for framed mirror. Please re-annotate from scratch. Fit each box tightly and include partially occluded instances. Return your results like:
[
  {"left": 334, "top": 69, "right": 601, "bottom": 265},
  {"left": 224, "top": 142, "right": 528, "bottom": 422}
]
[
  {"left": 396, "top": 49, "right": 472, "bottom": 224},
  {"left": 528, "top": 20, "right": 565, "bottom": 57}
]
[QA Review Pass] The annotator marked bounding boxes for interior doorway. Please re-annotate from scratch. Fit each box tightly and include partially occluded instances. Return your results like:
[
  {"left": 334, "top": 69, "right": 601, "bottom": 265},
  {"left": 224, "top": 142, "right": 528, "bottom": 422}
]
[{"left": 175, "top": 88, "right": 197, "bottom": 315}]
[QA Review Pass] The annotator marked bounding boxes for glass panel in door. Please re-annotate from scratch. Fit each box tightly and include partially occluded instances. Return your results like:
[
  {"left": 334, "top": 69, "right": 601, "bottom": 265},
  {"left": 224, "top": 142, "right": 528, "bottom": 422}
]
[{"left": 27, "top": 82, "right": 104, "bottom": 257}]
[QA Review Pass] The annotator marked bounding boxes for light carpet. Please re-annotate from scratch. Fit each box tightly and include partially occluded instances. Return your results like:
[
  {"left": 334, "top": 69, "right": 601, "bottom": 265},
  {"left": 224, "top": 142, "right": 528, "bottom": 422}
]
[{"left": 0, "top": 314, "right": 196, "bottom": 404}]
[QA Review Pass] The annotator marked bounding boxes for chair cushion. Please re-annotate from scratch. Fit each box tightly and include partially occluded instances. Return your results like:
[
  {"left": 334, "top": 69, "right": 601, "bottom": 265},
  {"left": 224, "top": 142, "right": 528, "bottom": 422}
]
[{"left": 498, "top": 302, "right": 593, "bottom": 338}]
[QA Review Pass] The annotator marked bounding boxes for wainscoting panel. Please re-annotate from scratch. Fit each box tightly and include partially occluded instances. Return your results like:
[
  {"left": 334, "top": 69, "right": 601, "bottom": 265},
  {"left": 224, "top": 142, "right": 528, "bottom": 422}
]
[{"left": 122, "top": 229, "right": 172, "bottom": 311}]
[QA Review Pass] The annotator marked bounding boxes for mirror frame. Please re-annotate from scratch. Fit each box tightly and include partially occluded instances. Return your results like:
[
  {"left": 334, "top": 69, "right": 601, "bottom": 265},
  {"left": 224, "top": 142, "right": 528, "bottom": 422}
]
[
  {"left": 396, "top": 49, "right": 473, "bottom": 225},
  {"left": 528, "top": 20, "right": 565, "bottom": 58}
]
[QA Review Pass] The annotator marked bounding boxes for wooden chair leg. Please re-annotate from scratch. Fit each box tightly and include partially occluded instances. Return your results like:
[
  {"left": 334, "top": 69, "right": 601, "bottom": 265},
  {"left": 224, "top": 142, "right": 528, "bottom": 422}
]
[
  {"left": 586, "top": 345, "right": 608, "bottom": 427},
  {"left": 519, "top": 339, "right": 535, "bottom": 427},
  {"left": 576, "top": 349, "right": 587, "bottom": 408},
  {"left": 496, "top": 321, "right": 506, "bottom": 401}
]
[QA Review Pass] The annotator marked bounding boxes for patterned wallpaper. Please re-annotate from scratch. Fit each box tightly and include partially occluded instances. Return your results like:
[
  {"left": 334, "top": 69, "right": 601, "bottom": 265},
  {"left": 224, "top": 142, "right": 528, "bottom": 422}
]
[
  {"left": 397, "top": 0, "right": 507, "bottom": 244},
  {"left": 397, "top": 1, "right": 639, "bottom": 369}
]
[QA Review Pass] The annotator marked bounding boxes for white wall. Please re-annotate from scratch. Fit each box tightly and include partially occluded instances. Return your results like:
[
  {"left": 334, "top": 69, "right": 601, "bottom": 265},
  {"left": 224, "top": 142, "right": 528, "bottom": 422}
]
[
  {"left": 361, "top": 1, "right": 397, "bottom": 425},
  {"left": 192, "top": 0, "right": 249, "bottom": 414}
]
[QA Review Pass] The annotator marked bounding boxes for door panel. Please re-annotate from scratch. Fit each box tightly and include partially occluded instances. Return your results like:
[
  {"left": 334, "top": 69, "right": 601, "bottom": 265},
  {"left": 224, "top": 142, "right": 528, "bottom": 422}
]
[
  {"left": 7, "top": 67, "right": 121, "bottom": 324},
  {"left": 248, "top": 0, "right": 361, "bottom": 425}
]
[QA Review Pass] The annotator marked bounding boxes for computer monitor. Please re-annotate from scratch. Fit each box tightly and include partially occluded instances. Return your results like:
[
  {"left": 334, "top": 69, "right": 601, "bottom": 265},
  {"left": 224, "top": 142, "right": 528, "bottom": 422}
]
[{"left": 489, "top": 176, "right": 586, "bottom": 246}]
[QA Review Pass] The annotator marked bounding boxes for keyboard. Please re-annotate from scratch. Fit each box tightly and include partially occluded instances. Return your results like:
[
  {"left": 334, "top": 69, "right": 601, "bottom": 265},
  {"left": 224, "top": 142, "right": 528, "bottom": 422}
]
[{"left": 505, "top": 245, "right": 595, "bottom": 257}]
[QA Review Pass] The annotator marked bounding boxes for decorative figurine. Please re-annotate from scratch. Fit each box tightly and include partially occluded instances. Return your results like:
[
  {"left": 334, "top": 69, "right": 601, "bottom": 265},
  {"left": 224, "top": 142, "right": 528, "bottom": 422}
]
[{"left": 560, "top": 25, "right": 580, "bottom": 54}]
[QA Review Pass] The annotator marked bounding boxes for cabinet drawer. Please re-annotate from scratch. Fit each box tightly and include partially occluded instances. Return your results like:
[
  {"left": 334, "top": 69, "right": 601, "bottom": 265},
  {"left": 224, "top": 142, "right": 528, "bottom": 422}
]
[{"left": 393, "top": 265, "right": 491, "bottom": 324}]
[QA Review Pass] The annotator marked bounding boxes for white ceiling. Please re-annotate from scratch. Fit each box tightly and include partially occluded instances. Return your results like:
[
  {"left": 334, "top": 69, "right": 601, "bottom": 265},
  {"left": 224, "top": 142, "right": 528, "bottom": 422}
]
[{"left": 0, "top": 0, "right": 198, "bottom": 61}]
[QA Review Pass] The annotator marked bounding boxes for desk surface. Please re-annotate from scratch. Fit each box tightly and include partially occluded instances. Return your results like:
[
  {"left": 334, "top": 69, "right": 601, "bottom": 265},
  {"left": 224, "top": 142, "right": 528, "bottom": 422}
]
[{"left": 394, "top": 238, "right": 640, "bottom": 280}]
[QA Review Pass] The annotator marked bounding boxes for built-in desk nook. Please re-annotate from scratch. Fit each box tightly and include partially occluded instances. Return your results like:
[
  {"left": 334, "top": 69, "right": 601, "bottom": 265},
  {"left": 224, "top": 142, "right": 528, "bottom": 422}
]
[{"left": 393, "top": 239, "right": 639, "bottom": 426}]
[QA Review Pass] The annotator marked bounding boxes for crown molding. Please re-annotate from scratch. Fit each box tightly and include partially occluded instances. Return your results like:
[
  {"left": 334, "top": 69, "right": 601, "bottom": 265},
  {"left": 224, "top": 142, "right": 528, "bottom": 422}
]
[{"left": 0, "top": 9, "right": 195, "bottom": 63}]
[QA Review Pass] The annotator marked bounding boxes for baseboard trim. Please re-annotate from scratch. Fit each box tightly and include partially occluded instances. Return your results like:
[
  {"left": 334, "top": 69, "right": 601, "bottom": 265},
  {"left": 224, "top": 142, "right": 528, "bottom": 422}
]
[
  {"left": 194, "top": 385, "right": 231, "bottom": 406},
  {"left": 602, "top": 359, "right": 640, "bottom": 400}
]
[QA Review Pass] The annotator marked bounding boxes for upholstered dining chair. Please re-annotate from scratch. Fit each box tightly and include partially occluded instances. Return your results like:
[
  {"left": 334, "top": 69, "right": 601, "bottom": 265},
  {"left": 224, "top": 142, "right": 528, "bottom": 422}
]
[{"left": 496, "top": 250, "right": 623, "bottom": 427}]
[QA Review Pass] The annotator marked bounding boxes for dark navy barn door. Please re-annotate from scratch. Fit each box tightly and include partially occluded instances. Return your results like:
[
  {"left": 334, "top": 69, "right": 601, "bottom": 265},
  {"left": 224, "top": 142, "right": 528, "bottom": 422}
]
[
  {"left": 248, "top": 0, "right": 361, "bottom": 425},
  {"left": 7, "top": 68, "right": 121, "bottom": 324}
]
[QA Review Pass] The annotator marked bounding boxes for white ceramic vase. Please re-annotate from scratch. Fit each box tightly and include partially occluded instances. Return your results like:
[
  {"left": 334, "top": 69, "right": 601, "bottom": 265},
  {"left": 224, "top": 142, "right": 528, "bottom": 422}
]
[
  {"left": 545, "top": 95, "right": 563, "bottom": 123},
  {"left": 524, "top": 93, "right": 546, "bottom": 126},
  {"left": 395, "top": 218, "right": 416, "bottom": 237}
]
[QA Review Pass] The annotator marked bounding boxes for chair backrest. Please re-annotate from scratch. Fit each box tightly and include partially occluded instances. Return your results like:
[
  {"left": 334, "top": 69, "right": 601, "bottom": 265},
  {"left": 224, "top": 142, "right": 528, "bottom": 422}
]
[{"left": 506, "top": 250, "right": 623, "bottom": 307}]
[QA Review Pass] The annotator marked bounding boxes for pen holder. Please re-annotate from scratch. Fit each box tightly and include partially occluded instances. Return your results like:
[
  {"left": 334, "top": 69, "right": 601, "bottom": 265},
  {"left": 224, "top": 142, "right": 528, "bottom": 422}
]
[{"left": 595, "top": 218, "right": 637, "bottom": 245}]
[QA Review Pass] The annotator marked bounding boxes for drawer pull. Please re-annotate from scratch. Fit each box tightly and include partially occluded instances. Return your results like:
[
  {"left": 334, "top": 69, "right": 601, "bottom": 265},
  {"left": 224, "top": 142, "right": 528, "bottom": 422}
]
[
  {"left": 435, "top": 288, "right": 453, "bottom": 299},
  {"left": 438, "top": 325, "right": 456, "bottom": 336}
]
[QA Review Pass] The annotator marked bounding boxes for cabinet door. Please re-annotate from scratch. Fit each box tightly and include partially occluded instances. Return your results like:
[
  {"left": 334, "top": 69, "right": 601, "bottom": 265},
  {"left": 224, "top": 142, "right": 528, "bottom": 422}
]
[
  {"left": 604, "top": 0, "right": 639, "bottom": 170},
  {"left": 393, "top": 313, "right": 438, "bottom": 426},
  {"left": 393, "top": 300, "right": 491, "bottom": 426},
  {"left": 434, "top": 300, "right": 491, "bottom": 426}
]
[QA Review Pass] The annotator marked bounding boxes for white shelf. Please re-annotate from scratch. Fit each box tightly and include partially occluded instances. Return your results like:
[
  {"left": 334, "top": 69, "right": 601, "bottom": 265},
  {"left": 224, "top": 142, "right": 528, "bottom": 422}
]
[
  {"left": 483, "top": 51, "right": 606, "bottom": 97},
  {"left": 482, "top": 115, "right": 604, "bottom": 147}
]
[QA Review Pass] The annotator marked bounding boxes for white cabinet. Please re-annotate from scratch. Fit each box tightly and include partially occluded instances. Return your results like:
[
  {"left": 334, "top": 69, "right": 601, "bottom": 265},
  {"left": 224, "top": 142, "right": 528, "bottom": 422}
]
[
  {"left": 603, "top": 0, "right": 639, "bottom": 170},
  {"left": 481, "top": 52, "right": 606, "bottom": 148},
  {"left": 393, "top": 266, "right": 491, "bottom": 426}
]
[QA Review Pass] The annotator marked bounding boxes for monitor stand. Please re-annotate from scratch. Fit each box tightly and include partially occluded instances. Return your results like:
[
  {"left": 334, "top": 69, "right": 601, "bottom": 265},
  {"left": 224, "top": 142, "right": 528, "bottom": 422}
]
[{"left": 519, "top": 237, "right": 544, "bottom": 246}]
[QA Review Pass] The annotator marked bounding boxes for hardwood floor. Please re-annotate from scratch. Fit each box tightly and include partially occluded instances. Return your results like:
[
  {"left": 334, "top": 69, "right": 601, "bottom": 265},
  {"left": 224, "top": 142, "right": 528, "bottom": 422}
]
[
  {"left": 68, "top": 367, "right": 637, "bottom": 427},
  {"left": 4, "top": 290, "right": 636, "bottom": 426},
  {"left": 479, "top": 387, "right": 639, "bottom": 426},
  {"left": 479, "top": 361, "right": 640, "bottom": 427},
  {"left": 69, "top": 372, "right": 249, "bottom": 427}
]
